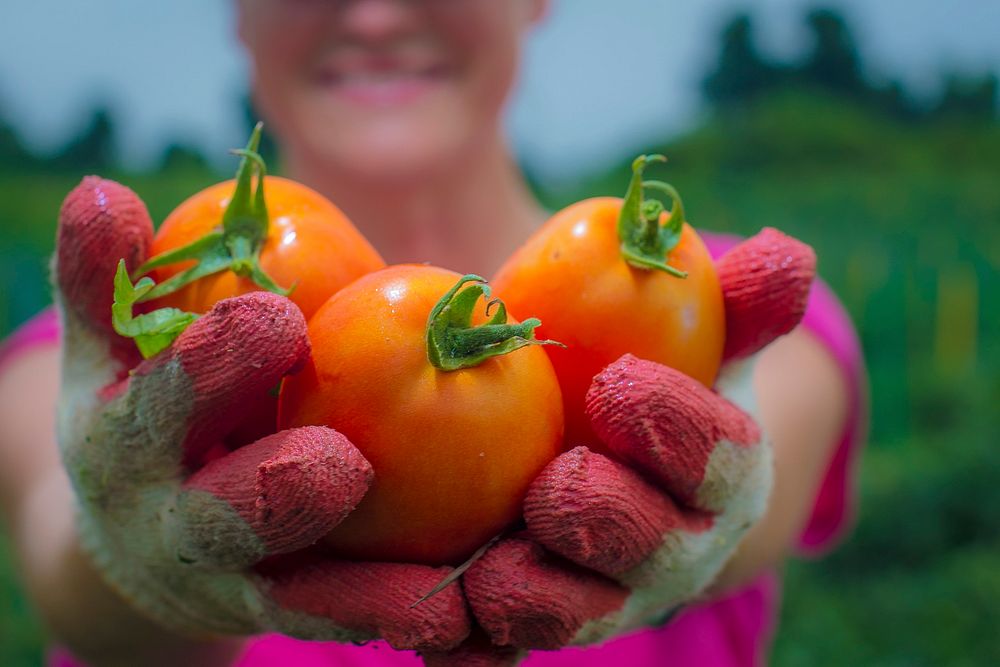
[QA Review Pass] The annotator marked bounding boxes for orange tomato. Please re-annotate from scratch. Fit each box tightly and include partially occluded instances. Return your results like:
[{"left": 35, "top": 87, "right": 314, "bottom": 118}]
[
  {"left": 130, "top": 127, "right": 385, "bottom": 456},
  {"left": 149, "top": 176, "right": 384, "bottom": 320},
  {"left": 278, "top": 265, "right": 564, "bottom": 565},
  {"left": 493, "top": 156, "right": 724, "bottom": 450}
]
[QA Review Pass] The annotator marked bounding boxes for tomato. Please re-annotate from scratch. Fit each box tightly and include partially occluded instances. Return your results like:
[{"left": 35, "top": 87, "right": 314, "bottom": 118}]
[
  {"left": 118, "top": 125, "right": 385, "bottom": 457},
  {"left": 148, "top": 176, "right": 383, "bottom": 320},
  {"left": 136, "top": 125, "right": 384, "bottom": 321},
  {"left": 278, "top": 265, "right": 564, "bottom": 565},
  {"left": 492, "top": 155, "right": 724, "bottom": 450}
]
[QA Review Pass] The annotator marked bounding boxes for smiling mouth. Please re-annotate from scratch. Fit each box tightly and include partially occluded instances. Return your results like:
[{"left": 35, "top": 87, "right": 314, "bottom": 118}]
[{"left": 317, "top": 62, "right": 452, "bottom": 107}]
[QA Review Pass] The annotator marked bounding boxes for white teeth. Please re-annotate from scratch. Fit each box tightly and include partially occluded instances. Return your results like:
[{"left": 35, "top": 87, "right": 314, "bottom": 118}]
[
  {"left": 340, "top": 72, "right": 421, "bottom": 85},
  {"left": 332, "top": 65, "right": 441, "bottom": 86}
]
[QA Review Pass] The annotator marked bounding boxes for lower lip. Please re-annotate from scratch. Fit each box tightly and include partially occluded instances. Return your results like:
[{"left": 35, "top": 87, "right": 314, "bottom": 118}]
[{"left": 322, "top": 74, "right": 443, "bottom": 107}]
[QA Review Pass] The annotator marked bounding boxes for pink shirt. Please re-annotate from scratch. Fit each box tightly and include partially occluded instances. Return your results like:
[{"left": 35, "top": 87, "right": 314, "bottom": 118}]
[{"left": 4, "top": 233, "right": 866, "bottom": 667}]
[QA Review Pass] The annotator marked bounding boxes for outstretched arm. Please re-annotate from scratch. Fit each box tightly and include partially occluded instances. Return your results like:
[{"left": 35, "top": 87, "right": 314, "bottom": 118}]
[{"left": 710, "top": 326, "right": 849, "bottom": 593}]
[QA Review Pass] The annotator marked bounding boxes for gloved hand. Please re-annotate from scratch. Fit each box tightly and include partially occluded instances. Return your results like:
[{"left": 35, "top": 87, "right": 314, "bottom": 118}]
[
  {"left": 54, "top": 177, "right": 471, "bottom": 652},
  {"left": 430, "top": 229, "right": 815, "bottom": 663}
]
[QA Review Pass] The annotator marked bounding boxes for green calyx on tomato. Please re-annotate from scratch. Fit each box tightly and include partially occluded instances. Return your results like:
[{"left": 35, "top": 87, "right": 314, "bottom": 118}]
[
  {"left": 617, "top": 154, "right": 689, "bottom": 278},
  {"left": 110, "top": 259, "right": 198, "bottom": 358},
  {"left": 132, "top": 122, "right": 293, "bottom": 302},
  {"left": 426, "top": 274, "right": 563, "bottom": 371}
]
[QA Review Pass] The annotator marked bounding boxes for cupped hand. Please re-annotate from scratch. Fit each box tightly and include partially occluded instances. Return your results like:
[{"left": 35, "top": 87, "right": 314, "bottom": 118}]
[
  {"left": 430, "top": 229, "right": 815, "bottom": 663},
  {"left": 53, "top": 177, "right": 470, "bottom": 653}
]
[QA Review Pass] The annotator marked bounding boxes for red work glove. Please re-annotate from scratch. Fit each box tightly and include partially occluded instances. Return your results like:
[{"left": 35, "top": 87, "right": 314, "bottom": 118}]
[
  {"left": 54, "top": 177, "right": 470, "bottom": 652},
  {"left": 429, "top": 229, "right": 815, "bottom": 664}
]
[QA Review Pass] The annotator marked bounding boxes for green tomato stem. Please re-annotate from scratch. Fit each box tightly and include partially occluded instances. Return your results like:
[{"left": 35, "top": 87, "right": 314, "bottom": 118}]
[
  {"left": 616, "top": 154, "right": 689, "bottom": 278},
  {"left": 134, "top": 122, "right": 292, "bottom": 302},
  {"left": 426, "top": 275, "right": 563, "bottom": 371}
]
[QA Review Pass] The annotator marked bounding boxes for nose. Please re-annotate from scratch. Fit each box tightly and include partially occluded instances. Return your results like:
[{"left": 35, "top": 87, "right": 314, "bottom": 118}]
[{"left": 339, "top": 0, "right": 418, "bottom": 44}]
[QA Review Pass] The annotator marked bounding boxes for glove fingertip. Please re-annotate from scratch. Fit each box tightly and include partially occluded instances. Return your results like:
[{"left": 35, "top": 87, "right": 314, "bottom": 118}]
[
  {"left": 525, "top": 446, "right": 692, "bottom": 577},
  {"left": 179, "top": 426, "right": 373, "bottom": 565},
  {"left": 133, "top": 292, "right": 311, "bottom": 466},
  {"left": 464, "top": 538, "right": 628, "bottom": 650},
  {"left": 253, "top": 427, "right": 373, "bottom": 550},
  {"left": 717, "top": 227, "right": 816, "bottom": 361},
  {"left": 57, "top": 176, "right": 153, "bottom": 336},
  {"left": 171, "top": 291, "right": 311, "bottom": 378},
  {"left": 586, "top": 355, "right": 761, "bottom": 509},
  {"left": 266, "top": 560, "right": 471, "bottom": 652}
]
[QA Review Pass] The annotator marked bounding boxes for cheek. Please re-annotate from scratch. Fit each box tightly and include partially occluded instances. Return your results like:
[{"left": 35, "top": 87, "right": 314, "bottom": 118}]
[
  {"left": 449, "top": 15, "right": 522, "bottom": 120},
  {"left": 243, "top": 20, "right": 326, "bottom": 135}
]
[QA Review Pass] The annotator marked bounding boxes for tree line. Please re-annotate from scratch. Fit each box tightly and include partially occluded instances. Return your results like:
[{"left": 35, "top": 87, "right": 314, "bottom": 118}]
[{"left": 704, "top": 8, "right": 997, "bottom": 121}]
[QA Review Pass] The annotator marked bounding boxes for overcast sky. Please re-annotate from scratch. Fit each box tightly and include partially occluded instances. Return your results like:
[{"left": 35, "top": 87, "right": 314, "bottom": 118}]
[{"left": 1, "top": 0, "right": 998, "bottom": 181}]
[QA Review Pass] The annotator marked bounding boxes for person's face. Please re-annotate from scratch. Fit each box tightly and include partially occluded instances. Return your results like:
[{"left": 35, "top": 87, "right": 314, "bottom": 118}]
[{"left": 238, "top": 0, "right": 546, "bottom": 181}]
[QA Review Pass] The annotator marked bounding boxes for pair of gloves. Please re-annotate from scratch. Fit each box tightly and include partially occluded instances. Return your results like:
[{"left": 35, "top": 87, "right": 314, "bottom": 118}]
[{"left": 54, "top": 176, "right": 814, "bottom": 664}]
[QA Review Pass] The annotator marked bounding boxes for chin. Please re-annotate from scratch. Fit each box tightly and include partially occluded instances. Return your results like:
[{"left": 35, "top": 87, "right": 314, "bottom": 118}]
[{"left": 309, "top": 123, "right": 472, "bottom": 183}]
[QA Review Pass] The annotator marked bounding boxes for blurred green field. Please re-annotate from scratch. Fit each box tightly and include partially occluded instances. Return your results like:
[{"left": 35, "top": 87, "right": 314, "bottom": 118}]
[{"left": 1, "top": 89, "right": 998, "bottom": 665}]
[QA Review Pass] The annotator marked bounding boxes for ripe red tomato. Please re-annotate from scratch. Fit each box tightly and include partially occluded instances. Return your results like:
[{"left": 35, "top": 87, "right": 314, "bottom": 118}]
[
  {"left": 135, "top": 125, "right": 384, "bottom": 321},
  {"left": 126, "top": 126, "right": 384, "bottom": 452},
  {"left": 278, "top": 265, "right": 564, "bottom": 565},
  {"left": 493, "top": 155, "right": 724, "bottom": 450},
  {"left": 148, "top": 176, "right": 384, "bottom": 321}
]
